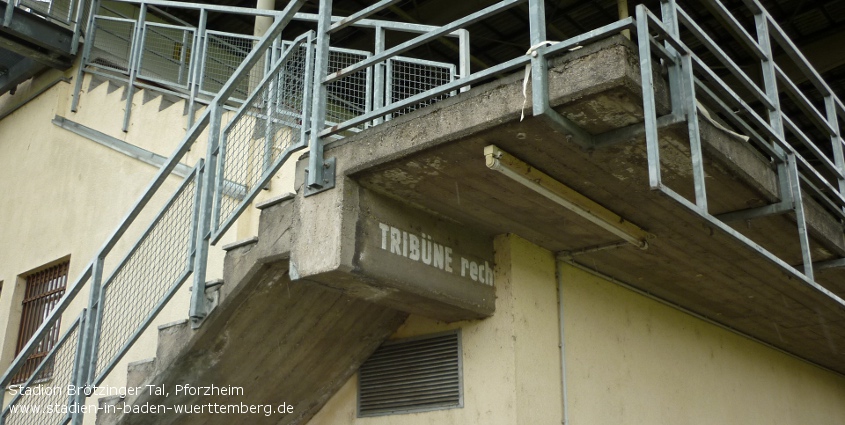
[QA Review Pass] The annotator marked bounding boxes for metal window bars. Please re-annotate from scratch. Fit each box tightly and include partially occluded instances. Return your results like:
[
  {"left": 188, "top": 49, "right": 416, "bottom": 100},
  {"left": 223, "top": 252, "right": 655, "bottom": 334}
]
[{"left": 11, "top": 262, "right": 69, "bottom": 385}]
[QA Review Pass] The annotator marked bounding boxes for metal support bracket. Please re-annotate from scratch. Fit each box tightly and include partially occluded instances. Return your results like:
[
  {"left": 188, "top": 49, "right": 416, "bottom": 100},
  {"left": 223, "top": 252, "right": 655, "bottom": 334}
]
[
  {"left": 815, "top": 258, "right": 845, "bottom": 271},
  {"left": 304, "top": 157, "right": 336, "bottom": 197},
  {"left": 189, "top": 279, "right": 223, "bottom": 329},
  {"left": 529, "top": 53, "right": 595, "bottom": 149},
  {"left": 714, "top": 200, "right": 794, "bottom": 222}
]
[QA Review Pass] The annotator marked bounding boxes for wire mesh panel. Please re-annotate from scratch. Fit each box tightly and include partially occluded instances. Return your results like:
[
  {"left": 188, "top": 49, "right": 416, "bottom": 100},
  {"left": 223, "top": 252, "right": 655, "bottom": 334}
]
[
  {"left": 325, "top": 47, "right": 371, "bottom": 134},
  {"left": 200, "top": 31, "right": 260, "bottom": 101},
  {"left": 386, "top": 57, "right": 455, "bottom": 119},
  {"left": 2, "top": 314, "right": 83, "bottom": 425},
  {"left": 137, "top": 23, "right": 195, "bottom": 88},
  {"left": 212, "top": 39, "right": 311, "bottom": 239},
  {"left": 93, "top": 173, "right": 198, "bottom": 381},
  {"left": 88, "top": 17, "right": 136, "bottom": 73},
  {"left": 18, "top": 0, "right": 74, "bottom": 24}
]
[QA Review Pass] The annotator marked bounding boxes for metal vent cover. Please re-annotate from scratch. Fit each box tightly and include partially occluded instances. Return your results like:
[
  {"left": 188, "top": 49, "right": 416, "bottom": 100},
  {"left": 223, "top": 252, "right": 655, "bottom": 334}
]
[{"left": 358, "top": 330, "right": 463, "bottom": 417}]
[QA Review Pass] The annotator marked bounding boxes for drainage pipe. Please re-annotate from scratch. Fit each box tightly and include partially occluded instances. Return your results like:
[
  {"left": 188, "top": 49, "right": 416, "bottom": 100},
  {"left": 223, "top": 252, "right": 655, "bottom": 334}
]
[{"left": 556, "top": 257, "right": 570, "bottom": 425}]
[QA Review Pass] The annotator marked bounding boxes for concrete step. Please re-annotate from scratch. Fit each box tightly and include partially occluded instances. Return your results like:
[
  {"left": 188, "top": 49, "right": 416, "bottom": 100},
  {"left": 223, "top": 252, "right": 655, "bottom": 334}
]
[{"left": 97, "top": 195, "right": 407, "bottom": 425}]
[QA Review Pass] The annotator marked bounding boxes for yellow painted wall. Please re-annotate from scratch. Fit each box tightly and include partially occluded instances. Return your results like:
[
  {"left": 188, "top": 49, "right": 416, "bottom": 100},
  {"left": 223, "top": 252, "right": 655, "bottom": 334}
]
[
  {"left": 308, "top": 234, "right": 845, "bottom": 424},
  {"left": 308, "top": 233, "right": 564, "bottom": 425},
  {"left": 560, "top": 263, "right": 845, "bottom": 424}
]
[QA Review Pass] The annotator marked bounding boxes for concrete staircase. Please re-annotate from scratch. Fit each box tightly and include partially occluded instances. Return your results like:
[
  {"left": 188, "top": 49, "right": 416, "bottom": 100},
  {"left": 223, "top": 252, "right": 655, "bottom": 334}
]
[{"left": 94, "top": 195, "right": 408, "bottom": 425}]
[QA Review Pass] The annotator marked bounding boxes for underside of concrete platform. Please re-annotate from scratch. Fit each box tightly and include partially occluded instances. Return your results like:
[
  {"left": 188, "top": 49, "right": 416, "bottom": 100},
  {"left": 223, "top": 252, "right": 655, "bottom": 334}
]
[{"left": 303, "top": 35, "right": 845, "bottom": 373}]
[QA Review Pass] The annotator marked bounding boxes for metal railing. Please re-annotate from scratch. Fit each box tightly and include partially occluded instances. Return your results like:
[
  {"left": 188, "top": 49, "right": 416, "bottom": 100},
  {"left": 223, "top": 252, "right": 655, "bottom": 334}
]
[
  {"left": 72, "top": 1, "right": 284, "bottom": 131},
  {"left": 633, "top": 0, "right": 845, "bottom": 297},
  {"left": 1, "top": 1, "right": 309, "bottom": 424}
]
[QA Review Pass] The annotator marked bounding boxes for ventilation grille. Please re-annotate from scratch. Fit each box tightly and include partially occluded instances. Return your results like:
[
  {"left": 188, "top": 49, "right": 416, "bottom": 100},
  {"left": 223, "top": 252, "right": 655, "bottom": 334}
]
[{"left": 358, "top": 330, "right": 463, "bottom": 417}]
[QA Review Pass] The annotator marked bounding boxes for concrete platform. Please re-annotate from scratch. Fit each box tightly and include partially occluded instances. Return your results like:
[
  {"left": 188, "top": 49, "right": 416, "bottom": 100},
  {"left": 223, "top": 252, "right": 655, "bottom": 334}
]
[{"left": 298, "top": 36, "right": 845, "bottom": 373}]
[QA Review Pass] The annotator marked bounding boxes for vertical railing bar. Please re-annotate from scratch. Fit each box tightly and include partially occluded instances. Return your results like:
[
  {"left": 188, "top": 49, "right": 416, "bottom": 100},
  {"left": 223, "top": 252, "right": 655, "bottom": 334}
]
[
  {"left": 177, "top": 28, "right": 189, "bottom": 85},
  {"left": 70, "top": 0, "right": 87, "bottom": 54},
  {"left": 364, "top": 53, "right": 373, "bottom": 128},
  {"left": 69, "top": 309, "right": 87, "bottom": 425},
  {"left": 187, "top": 9, "right": 207, "bottom": 128},
  {"left": 373, "top": 25, "right": 386, "bottom": 126},
  {"left": 211, "top": 129, "right": 225, "bottom": 236},
  {"left": 264, "top": 39, "right": 279, "bottom": 172},
  {"left": 306, "top": 0, "right": 332, "bottom": 190},
  {"left": 826, "top": 96, "right": 845, "bottom": 200},
  {"left": 662, "top": 1, "right": 708, "bottom": 210},
  {"left": 457, "top": 28, "right": 470, "bottom": 93},
  {"left": 122, "top": 4, "right": 147, "bottom": 132},
  {"left": 188, "top": 162, "right": 203, "bottom": 269},
  {"left": 755, "top": 9, "right": 791, "bottom": 207},
  {"left": 788, "top": 154, "right": 814, "bottom": 280},
  {"left": 300, "top": 31, "right": 315, "bottom": 148},
  {"left": 384, "top": 58, "right": 393, "bottom": 121},
  {"left": 682, "top": 51, "right": 707, "bottom": 212},
  {"left": 636, "top": 5, "right": 662, "bottom": 189},
  {"left": 190, "top": 101, "right": 223, "bottom": 325},
  {"left": 528, "top": 0, "right": 549, "bottom": 122},
  {"left": 86, "top": 258, "right": 105, "bottom": 384},
  {"left": 660, "top": 0, "right": 684, "bottom": 117},
  {"left": 71, "top": 7, "right": 100, "bottom": 112}
]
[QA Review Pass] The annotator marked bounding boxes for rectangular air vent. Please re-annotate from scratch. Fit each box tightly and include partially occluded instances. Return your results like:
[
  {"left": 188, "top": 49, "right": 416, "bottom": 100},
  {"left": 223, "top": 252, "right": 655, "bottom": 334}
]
[{"left": 358, "top": 330, "right": 463, "bottom": 417}]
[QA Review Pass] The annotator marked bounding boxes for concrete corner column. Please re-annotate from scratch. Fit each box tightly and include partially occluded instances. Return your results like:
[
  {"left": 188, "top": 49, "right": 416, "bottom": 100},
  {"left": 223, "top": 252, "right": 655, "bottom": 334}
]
[{"left": 254, "top": 0, "right": 275, "bottom": 37}]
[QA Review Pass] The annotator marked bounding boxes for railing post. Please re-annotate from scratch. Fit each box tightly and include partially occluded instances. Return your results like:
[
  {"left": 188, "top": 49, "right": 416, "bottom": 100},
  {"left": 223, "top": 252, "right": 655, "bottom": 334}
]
[
  {"left": 187, "top": 8, "right": 208, "bottom": 129},
  {"left": 83, "top": 257, "right": 104, "bottom": 385},
  {"left": 660, "top": 0, "right": 707, "bottom": 211},
  {"left": 305, "top": 0, "right": 334, "bottom": 194},
  {"left": 755, "top": 10, "right": 815, "bottom": 280},
  {"left": 71, "top": 0, "right": 99, "bottom": 112},
  {"left": 826, "top": 97, "right": 845, "bottom": 199},
  {"left": 122, "top": 3, "right": 147, "bottom": 132},
  {"left": 528, "top": 0, "right": 547, "bottom": 108},
  {"left": 659, "top": 0, "right": 684, "bottom": 117},
  {"left": 190, "top": 103, "right": 222, "bottom": 327},
  {"left": 70, "top": 0, "right": 88, "bottom": 55},
  {"left": 457, "top": 29, "right": 470, "bottom": 93},
  {"left": 373, "top": 24, "right": 386, "bottom": 125},
  {"left": 636, "top": 5, "right": 661, "bottom": 189}
]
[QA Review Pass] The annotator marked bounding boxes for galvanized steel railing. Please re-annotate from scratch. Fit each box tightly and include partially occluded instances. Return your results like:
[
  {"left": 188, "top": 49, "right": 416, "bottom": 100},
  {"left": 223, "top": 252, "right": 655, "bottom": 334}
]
[
  {"left": 633, "top": 0, "right": 845, "bottom": 297},
  {"left": 72, "top": 1, "right": 280, "bottom": 131}
]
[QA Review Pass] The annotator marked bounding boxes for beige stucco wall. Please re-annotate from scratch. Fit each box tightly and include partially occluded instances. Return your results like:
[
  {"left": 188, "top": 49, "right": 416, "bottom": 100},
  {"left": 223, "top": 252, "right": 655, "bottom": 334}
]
[
  {"left": 308, "top": 233, "right": 564, "bottom": 425},
  {"left": 308, "top": 234, "right": 845, "bottom": 424},
  {"left": 0, "top": 60, "right": 295, "bottom": 422},
  {"left": 560, "top": 263, "right": 845, "bottom": 424}
]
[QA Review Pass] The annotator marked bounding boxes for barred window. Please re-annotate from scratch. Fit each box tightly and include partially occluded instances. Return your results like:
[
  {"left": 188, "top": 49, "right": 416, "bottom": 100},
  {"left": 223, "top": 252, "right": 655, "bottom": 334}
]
[{"left": 12, "top": 261, "right": 69, "bottom": 384}]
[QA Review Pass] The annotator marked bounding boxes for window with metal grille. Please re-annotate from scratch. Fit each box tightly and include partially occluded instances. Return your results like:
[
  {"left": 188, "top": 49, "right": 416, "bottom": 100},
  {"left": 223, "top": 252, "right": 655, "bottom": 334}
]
[
  {"left": 11, "top": 261, "right": 69, "bottom": 384},
  {"left": 358, "top": 330, "right": 463, "bottom": 417}
]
